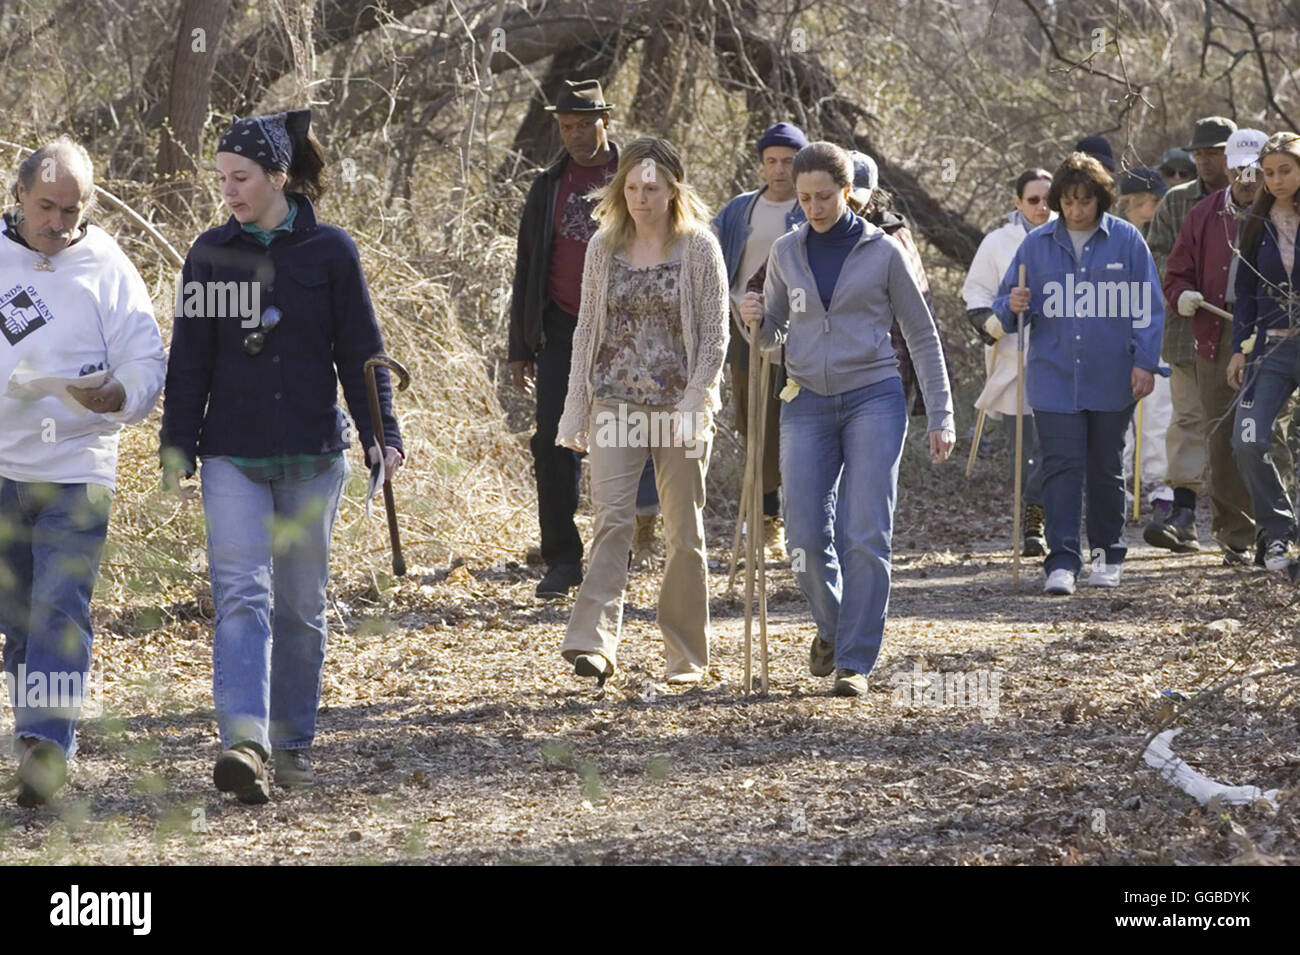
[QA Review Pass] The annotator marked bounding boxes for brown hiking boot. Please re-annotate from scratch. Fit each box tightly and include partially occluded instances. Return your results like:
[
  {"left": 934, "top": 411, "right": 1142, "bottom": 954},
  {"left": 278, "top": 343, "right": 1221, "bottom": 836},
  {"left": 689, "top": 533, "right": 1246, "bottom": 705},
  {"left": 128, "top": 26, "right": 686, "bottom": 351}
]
[
  {"left": 16, "top": 739, "right": 67, "bottom": 808},
  {"left": 1022, "top": 504, "right": 1046, "bottom": 557},
  {"left": 214, "top": 742, "right": 270, "bottom": 805}
]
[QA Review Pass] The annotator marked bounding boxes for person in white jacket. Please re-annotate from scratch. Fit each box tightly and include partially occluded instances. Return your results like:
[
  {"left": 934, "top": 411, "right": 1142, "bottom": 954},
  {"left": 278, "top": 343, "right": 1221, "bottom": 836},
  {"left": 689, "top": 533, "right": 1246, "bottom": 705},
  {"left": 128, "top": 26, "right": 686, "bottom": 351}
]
[
  {"left": 0, "top": 138, "right": 165, "bottom": 806},
  {"left": 961, "top": 168, "right": 1054, "bottom": 555}
]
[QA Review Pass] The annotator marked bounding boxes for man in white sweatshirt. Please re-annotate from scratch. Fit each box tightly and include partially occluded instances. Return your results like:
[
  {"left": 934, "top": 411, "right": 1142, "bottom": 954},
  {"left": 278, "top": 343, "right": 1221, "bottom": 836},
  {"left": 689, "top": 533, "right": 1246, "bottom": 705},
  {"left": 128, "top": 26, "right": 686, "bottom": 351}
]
[{"left": 0, "top": 137, "right": 164, "bottom": 806}]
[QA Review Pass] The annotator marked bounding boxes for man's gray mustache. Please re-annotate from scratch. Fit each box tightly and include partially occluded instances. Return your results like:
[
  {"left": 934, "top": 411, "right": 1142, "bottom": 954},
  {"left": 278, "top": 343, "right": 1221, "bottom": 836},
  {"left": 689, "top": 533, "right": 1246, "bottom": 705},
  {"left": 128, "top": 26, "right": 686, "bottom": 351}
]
[{"left": 38, "top": 228, "right": 71, "bottom": 239}]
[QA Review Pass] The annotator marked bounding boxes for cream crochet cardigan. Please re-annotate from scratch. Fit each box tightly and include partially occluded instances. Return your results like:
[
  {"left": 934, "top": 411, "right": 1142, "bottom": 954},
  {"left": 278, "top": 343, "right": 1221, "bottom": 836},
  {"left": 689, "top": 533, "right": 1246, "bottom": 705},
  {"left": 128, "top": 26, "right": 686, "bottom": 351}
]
[{"left": 555, "top": 225, "right": 730, "bottom": 449}]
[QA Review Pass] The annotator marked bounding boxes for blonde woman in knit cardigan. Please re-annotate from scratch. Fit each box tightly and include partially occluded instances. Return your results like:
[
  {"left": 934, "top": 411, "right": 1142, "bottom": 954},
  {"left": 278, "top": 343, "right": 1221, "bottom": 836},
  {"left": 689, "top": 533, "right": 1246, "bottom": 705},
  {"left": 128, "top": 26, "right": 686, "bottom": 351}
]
[{"left": 555, "top": 137, "right": 729, "bottom": 686}]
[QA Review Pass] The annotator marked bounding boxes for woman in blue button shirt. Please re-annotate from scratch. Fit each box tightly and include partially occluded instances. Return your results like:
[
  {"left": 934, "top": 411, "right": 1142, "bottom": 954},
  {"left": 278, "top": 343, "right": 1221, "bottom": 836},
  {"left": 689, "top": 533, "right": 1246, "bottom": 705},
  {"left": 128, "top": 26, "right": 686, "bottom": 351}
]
[
  {"left": 994, "top": 152, "right": 1164, "bottom": 595},
  {"left": 161, "top": 110, "right": 404, "bottom": 803}
]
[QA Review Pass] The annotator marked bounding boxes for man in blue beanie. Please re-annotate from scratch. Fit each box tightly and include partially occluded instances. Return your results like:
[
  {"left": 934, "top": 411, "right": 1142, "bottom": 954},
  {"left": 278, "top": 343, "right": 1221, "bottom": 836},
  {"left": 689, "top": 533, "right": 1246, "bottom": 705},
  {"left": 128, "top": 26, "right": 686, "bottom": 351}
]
[
  {"left": 1074, "top": 135, "right": 1116, "bottom": 172},
  {"left": 711, "top": 122, "right": 808, "bottom": 559}
]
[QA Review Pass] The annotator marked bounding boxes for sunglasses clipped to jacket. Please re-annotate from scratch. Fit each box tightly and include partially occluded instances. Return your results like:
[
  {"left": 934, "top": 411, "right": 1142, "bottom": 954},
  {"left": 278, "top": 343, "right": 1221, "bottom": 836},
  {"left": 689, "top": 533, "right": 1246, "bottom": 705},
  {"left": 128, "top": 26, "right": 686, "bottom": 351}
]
[{"left": 243, "top": 306, "right": 284, "bottom": 356}]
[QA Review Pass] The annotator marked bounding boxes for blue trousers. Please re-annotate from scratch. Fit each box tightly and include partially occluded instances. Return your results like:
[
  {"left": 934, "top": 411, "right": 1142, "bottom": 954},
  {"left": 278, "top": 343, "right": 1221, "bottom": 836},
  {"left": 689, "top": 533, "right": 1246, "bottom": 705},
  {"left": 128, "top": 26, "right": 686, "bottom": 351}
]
[
  {"left": 0, "top": 479, "right": 110, "bottom": 757},
  {"left": 1231, "top": 337, "right": 1299, "bottom": 544},
  {"left": 200, "top": 455, "right": 347, "bottom": 757},
  {"left": 1034, "top": 406, "right": 1135, "bottom": 575},
  {"left": 780, "top": 378, "right": 907, "bottom": 676}
]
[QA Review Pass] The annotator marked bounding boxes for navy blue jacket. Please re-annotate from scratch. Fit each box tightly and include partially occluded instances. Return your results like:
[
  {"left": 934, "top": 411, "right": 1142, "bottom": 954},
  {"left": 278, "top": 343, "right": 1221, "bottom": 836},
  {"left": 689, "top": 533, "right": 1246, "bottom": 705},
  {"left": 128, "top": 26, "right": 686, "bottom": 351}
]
[
  {"left": 1232, "top": 212, "right": 1300, "bottom": 354},
  {"left": 160, "top": 196, "right": 402, "bottom": 471}
]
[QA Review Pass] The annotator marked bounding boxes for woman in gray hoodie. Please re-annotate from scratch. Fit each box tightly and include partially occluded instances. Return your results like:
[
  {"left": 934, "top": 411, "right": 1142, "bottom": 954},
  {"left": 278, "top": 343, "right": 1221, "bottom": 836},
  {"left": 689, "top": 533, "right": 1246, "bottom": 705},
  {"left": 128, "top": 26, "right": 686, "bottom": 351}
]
[{"left": 740, "top": 142, "right": 954, "bottom": 696}]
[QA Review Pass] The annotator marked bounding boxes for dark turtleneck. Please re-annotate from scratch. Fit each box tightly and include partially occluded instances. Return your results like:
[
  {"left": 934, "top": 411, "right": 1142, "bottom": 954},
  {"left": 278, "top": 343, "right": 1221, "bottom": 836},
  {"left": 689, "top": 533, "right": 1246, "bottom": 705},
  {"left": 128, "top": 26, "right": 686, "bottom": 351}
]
[{"left": 805, "top": 210, "right": 864, "bottom": 310}]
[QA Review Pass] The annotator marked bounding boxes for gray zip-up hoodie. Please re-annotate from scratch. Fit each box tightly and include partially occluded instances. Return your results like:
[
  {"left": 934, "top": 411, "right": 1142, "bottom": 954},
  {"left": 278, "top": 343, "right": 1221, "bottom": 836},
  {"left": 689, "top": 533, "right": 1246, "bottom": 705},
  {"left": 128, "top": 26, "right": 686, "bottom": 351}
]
[{"left": 758, "top": 219, "right": 954, "bottom": 433}]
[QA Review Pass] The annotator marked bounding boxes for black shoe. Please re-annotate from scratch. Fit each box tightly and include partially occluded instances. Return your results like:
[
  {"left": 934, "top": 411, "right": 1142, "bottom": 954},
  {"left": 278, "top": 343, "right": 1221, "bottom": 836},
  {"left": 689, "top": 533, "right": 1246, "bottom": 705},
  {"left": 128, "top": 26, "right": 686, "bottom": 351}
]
[
  {"left": 272, "top": 748, "right": 314, "bottom": 788},
  {"left": 1022, "top": 504, "right": 1046, "bottom": 557},
  {"left": 809, "top": 635, "right": 835, "bottom": 677},
  {"left": 15, "top": 739, "right": 67, "bottom": 807},
  {"left": 573, "top": 652, "right": 613, "bottom": 686},
  {"left": 832, "top": 669, "right": 870, "bottom": 697},
  {"left": 536, "top": 563, "right": 582, "bottom": 598},
  {"left": 214, "top": 742, "right": 270, "bottom": 804},
  {"left": 1222, "top": 545, "right": 1250, "bottom": 567},
  {"left": 1144, "top": 503, "right": 1200, "bottom": 552}
]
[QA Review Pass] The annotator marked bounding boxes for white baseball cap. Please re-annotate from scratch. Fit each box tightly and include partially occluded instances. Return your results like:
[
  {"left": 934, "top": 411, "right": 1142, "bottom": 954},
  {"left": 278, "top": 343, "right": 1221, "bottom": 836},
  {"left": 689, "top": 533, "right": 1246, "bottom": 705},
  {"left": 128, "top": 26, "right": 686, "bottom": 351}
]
[{"left": 1226, "top": 128, "right": 1268, "bottom": 169}]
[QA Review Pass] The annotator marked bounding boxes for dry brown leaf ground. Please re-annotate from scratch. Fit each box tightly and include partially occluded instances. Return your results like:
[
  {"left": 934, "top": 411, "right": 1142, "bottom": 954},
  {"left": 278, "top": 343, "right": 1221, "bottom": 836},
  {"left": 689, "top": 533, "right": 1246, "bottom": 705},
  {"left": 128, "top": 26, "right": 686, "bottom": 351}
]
[{"left": 2, "top": 422, "right": 1297, "bottom": 866}]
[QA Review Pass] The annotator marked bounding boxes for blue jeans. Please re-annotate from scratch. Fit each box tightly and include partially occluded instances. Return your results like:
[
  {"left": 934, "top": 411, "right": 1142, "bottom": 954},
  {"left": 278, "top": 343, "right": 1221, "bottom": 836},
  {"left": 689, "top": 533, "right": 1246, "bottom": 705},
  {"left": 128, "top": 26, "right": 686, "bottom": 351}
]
[
  {"left": 1001, "top": 413, "right": 1044, "bottom": 507},
  {"left": 1034, "top": 406, "right": 1134, "bottom": 575},
  {"left": 200, "top": 455, "right": 346, "bottom": 757},
  {"left": 0, "top": 479, "right": 111, "bottom": 757},
  {"left": 780, "top": 378, "right": 907, "bottom": 676},
  {"left": 1232, "top": 337, "right": 1299, "bottom": 543}
]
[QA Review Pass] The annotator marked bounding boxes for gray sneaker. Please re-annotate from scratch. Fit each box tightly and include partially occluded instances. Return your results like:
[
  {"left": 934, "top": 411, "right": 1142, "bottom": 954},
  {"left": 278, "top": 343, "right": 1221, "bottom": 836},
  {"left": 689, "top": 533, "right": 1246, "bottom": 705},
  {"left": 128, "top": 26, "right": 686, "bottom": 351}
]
[
  {"left": 273, "top": 748, "right": 315, "bottom": 788},
  {"left": 809, "top": 635, "right": 835, "bottom": 677}
]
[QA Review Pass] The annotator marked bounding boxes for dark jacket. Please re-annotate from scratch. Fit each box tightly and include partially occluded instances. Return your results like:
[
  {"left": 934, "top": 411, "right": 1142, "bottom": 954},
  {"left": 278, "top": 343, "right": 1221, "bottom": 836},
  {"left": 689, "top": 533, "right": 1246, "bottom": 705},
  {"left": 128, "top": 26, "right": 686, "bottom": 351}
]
[
  {"left": 1162, "top": 188, "right": 1242, "bottom": 361},
  {"left": 161, "top": 195, "right": 402, "bottom": 472},
  {"left": 507, "top": 142, "right": 620, "bottom": 363},
  {"left": 1233, "top": 210, "right": 1300, "bottom": 355}
]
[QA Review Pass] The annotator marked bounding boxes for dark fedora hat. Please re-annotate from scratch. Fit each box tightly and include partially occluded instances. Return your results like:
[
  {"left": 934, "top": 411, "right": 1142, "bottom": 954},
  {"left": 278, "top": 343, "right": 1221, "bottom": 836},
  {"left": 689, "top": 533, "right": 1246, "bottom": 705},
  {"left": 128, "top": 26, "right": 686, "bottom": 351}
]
[
  {"left": 1185, "top": 116, "right": 1237, "bottom": 151},
  {"left": 544, "top": 79, "right": 614, "bottom": 114}
]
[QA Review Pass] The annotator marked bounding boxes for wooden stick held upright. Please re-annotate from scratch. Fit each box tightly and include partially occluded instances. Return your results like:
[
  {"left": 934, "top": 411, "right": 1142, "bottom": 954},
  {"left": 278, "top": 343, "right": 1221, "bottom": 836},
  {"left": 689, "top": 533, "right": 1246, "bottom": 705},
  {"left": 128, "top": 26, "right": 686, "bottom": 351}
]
[
  {"left": 1132, "top": 400, "right": 1144, "bottom": 522},
  {"left": 966, "top": 351, "right": 998, "bottom": 478},
  {"left": 741, "top": 329, "right": 761, "bottom": 693},
  {"left": 1012, "top": 265, "right": 1027, "bottom": 590},
  {"left": 754, "top": 357, "right": 771, "bottom": 695}
]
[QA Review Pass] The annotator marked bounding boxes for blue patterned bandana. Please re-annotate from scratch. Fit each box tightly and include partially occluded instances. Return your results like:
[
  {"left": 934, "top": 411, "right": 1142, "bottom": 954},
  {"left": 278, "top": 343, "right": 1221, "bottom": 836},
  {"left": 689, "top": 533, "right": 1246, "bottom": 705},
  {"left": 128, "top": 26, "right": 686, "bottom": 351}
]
[{"left": 218, "top": 109, "right": 311, "bottom": 172}]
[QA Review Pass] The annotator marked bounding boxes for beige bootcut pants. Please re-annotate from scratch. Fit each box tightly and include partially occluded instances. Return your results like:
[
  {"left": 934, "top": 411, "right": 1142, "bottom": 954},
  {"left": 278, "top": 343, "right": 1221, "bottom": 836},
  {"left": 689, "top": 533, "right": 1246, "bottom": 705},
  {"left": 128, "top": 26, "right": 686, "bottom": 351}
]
[{"left": 561, "top": 398, "right": 712, "bottom": 679}]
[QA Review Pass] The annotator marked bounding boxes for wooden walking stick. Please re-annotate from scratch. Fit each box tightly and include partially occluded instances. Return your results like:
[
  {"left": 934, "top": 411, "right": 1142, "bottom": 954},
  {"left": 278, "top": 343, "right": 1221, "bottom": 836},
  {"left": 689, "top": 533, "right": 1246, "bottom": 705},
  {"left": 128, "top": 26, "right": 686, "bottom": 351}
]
[
  {"left": 1132, "top": 399, "right": 1144, "bottom": 522},
  {"left": 741, "top": 329, "right": 761, "bottom": 694},
  {"left": 1012, "top": 265, "right": 1027, "bottom": 590},
  {"left": 753, "top": 356, "right": 772, "bottom": 694},
  {"left": 965, "top": 352, "right": 998, "bottom": 478},
  {"left": 966, "top": 409, "right": 987, "bottom": 478},
  {"left": 364, "top": 354, "right": 411, "bottom": 576},
  {"left": 727, "top": 414, "right": 754, "bottom": 594}
]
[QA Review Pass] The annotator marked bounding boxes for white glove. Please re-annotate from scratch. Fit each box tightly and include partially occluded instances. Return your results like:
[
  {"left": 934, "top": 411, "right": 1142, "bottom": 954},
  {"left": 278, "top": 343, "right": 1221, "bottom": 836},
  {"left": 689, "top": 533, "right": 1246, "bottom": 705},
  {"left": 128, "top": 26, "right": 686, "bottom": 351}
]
[
  {"left": 1177, "top": 290, "right": 1204, "bottom": 317},
  {"left": 983, "top": 314, "right": 1006, "bottom": 342}
]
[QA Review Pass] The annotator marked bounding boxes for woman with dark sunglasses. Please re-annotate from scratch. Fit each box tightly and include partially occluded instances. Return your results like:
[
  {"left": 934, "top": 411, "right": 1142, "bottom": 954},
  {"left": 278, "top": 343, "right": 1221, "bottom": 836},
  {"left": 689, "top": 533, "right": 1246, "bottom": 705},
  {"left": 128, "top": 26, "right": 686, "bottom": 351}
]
[
  {"left": 961, "top": 167, "right": 1054, "bottom": 557},
  {"left": 160, "top": 109, "right": 404, "bottom": 803}
]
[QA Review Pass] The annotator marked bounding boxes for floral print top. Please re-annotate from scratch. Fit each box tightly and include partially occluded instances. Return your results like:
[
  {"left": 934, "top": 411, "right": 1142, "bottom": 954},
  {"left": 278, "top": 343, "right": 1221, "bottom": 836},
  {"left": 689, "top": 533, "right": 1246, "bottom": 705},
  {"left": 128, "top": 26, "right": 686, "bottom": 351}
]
[{"left": 592, "top": 254, "right": 688, "bottom": 406}]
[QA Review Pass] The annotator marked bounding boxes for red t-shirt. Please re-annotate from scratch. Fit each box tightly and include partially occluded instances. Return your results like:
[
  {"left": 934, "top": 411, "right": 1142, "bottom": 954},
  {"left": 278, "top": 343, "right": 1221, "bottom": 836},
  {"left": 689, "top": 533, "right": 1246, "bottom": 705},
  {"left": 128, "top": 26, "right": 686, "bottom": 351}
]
[{"left": 547, "top": 155, "right": 617, "bottom": 316}]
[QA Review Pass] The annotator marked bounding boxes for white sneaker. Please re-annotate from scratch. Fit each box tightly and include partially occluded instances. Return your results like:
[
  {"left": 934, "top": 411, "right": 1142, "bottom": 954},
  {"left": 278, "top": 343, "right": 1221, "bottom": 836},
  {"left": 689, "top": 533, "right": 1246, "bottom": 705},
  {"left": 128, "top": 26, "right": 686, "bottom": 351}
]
[
  {"left": 1044, "top": 568, "right": 1076, "bottom": 595},
  {"left": 1086, "top": 557, "right": 1122, "bottom": 588},
  {"left": 1263, "top": 538, "right": 1293, "bottom": 572}
]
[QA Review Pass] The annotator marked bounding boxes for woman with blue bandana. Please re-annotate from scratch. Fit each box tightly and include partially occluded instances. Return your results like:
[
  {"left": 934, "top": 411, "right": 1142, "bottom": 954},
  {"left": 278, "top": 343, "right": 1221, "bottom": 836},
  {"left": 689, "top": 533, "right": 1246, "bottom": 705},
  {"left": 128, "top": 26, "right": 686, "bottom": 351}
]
[{"left": 160, "top": 109, "right": 404, "bottom": 803}]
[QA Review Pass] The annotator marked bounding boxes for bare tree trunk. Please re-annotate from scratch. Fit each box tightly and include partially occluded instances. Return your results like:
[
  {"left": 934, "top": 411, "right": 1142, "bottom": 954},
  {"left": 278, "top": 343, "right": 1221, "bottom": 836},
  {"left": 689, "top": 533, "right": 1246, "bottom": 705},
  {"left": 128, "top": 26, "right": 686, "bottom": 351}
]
[
  {"left": 629, "top": 31, "right": 689, "bottom": 136},
  {"left": 155, "top": 0, "right": 233, "bottom": 217}
]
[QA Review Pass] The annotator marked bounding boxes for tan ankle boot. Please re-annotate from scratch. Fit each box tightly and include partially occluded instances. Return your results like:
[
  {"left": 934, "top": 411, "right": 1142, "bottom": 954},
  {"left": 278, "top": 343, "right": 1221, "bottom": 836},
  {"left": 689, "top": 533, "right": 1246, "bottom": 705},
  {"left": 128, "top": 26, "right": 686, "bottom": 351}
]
[
  {"left": 763, "top": 515, "right": 787, "bottom": 561},
  {"left": 629, "top": 514, "right": 659, "bottom": 571}
]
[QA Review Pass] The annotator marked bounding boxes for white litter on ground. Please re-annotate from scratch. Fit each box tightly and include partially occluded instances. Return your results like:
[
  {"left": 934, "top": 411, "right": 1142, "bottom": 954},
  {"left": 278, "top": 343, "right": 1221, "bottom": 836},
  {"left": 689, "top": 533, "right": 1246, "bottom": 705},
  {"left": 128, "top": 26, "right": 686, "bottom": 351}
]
[{"left": 1142, "top": 729, "right": 1280, "bottom": 809}]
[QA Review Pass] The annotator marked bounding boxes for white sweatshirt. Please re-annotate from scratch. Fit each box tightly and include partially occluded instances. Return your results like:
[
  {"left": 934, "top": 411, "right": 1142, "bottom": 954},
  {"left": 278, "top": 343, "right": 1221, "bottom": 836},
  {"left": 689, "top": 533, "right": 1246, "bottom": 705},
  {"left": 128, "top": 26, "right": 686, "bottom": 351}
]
[
  {"left": 0, "top": 224, "right": 165, "bottom": 488},
  {"left": 961, "top": 212, "right": 1050, "bottom": 417}
]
